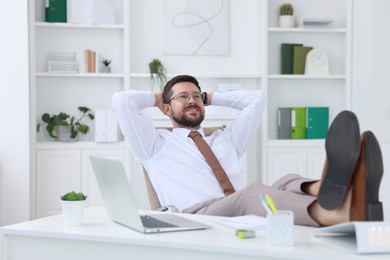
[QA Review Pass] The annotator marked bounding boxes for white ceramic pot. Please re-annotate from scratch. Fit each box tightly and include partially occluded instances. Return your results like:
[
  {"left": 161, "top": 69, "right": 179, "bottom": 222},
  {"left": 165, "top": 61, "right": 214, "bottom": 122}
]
[
  {"left": 56, "top": 125, "right": 79, "bottom": 142},
  {"left": 279, "top": 15, "right": 295, "bottom": 28},
  {"left": 60, "top": 200, "right": 86, "bottom": 226}
]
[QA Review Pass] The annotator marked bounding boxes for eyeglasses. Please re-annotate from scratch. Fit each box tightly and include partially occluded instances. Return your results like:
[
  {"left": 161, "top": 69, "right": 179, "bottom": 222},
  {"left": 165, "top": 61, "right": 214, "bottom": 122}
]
[{"left": 170, "top": 92, "right": 203, "bottom": 103}]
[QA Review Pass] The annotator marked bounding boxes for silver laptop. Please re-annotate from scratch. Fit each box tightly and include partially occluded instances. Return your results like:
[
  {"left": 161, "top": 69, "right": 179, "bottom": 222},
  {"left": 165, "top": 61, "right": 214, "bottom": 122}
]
[{"left": 89, "top": 156, "right": 210, "bottom": 233}]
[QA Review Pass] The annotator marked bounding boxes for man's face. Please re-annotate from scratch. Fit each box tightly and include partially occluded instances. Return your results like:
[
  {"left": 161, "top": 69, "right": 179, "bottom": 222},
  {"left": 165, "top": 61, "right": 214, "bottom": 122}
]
[{"left": 164, "top": 82, "right": 205, "bottom": 129}]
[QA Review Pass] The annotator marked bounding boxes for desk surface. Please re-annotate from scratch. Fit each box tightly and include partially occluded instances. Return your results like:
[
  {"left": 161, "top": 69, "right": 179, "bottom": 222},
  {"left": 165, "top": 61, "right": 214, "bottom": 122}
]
[{"left": 1, "top": 207, "right": 389, "bottom": 260}]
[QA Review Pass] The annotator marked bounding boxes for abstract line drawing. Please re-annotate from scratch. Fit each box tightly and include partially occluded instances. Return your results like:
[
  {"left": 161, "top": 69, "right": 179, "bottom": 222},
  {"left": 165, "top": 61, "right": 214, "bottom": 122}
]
[{"left": 163, "top": 0, "right": 230, "bottom": 56}]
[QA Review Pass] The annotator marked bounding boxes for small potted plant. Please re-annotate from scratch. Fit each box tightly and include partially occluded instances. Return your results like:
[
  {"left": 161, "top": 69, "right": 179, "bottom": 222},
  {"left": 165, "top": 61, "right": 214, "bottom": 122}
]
[
  {"left": 60, "top": 191, "right": 87, "bottom": 226},
  {"left": 279, "top": 3, "right": 295, "bottom": 28},
  {"left": 101, "top": 59, "right": 112, "bottom": 73},
  {"left": 36, "top": 106, "right": 95, "bottom": 142},
  {"left": 148, "top": 59, "right": 167, "bottom": 91}
]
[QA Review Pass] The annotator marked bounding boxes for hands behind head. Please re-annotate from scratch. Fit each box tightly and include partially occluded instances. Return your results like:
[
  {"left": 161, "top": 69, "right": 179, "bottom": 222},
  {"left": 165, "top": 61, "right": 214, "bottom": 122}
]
[{"left": 154, "top": 92, "right": 167, "bottom": 115}]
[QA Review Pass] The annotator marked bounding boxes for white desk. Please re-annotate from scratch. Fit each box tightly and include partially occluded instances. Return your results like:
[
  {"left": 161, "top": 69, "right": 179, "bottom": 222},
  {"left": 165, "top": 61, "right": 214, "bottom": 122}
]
[{"left": 0, "top": 207, "right": 388, "bottom": 260}]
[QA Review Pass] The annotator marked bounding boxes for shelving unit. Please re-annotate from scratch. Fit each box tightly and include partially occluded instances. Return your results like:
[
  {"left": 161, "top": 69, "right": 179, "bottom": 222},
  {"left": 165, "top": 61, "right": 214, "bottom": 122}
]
[
  {"left": 262, "top": 0, "right": 352, "bottom": 184},
  {"left": 29, "top": 0, "right": 129, "bottom": 218},
  {"left": 28, "top": 0, "right": 353, "bottom": 218}
]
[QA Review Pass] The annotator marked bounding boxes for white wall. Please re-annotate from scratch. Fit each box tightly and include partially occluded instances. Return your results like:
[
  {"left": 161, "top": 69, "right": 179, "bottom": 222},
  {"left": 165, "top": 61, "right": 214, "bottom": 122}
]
[
  {"left": 352, "top": 0, "right": 390, "bottom": 220},
  {"left": 0, "top": 1, "right": 30, "bottom": 226},
  {"left": 0, "top": 0, "right": 389, "bottom": 225}
]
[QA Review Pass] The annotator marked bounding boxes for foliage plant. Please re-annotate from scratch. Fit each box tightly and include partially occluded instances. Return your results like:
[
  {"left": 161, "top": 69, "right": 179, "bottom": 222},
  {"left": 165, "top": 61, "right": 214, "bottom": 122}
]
[
  {"left": 148, "top": 59, "right": 167, "bottom": 91},
  {"left": 102, "top": 59, "right": 112, "bottom": 67},
  {"left": 61, "top": 191, "right": 87, "bottom": 201},
  {"left": 37, "top": 106, "right": 95, "bottom": 140},
  {"left": 280, "top": 3, "right": 294, "bottom": 16}
]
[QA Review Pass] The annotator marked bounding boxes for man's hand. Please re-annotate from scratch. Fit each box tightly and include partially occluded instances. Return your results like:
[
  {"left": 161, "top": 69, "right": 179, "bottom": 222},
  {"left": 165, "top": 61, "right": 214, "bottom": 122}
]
[{"left": 154, "top": 92, "right": 165, "bottom": 114}]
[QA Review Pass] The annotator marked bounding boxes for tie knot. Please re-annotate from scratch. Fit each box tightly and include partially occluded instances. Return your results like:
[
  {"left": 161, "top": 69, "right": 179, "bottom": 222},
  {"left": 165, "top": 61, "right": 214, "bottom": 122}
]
[{"left": 188, "top": 131, "right": 201, "bottom": 139}]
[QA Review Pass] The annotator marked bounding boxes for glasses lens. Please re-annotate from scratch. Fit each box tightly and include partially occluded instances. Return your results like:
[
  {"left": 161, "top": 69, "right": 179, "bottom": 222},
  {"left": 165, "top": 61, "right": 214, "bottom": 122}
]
[{"left": 177, "top": 94, "right": 189, "bottom": 102}]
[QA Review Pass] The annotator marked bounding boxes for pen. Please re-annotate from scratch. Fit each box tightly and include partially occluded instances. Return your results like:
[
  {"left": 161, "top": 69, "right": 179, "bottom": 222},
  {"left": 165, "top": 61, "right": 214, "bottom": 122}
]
[
  {"left": 265, "top": 194, "right": 278, "bottom": 215},
  {"left": 259, "top": 195, "right": 272, "bottom": 214}
]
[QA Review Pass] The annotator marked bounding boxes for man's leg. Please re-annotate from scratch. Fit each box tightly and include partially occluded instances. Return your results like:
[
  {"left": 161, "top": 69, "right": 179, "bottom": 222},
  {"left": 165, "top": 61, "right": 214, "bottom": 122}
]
[{"left": 183, "top": 178, "right": 320, "bottom": 227}]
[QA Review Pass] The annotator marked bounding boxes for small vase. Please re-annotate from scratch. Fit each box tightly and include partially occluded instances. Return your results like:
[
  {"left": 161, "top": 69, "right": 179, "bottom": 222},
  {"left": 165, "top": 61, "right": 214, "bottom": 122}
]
[
  {"left": 101, "top": 66, "right": 111, "bottom": 73},
  {"left": 279, "top": 15, "right": 295, "bottom": 28},
  {"left": 60, "top": 200, "right": 86, "bottom": 226},
  {"left": 56, "top": 126, "right": 79, "bottom": 142}
]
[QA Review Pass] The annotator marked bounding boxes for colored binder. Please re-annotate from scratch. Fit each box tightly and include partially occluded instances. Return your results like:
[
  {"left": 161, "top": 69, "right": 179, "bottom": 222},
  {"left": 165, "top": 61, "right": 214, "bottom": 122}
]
[
  {"left": 293, "top": 46, "right": 313, "bottom": 74},
  {"left": 281, "top": 43, "right": 303, "bottom": 74},
  {"left": 45, "top": 0, "right": 67, "bottom": 23},
  {"left": 278, "top": 107, "right": 291, "bottom": 139},
  {"left": 306, "top": 107, "right": 329, "bottom": 139},
  {"left": 291, "top": 107, "right": 306, "bottom": 139}
]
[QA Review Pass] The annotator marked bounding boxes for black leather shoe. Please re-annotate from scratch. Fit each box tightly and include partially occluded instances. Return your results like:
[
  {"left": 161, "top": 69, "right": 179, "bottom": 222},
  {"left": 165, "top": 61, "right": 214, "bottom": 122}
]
[
  {"left": 350, "top": 131, "right": 384, "bottom": 221},
  {"left": 318, "top": 110, "right": 361, "bottom": 210}
]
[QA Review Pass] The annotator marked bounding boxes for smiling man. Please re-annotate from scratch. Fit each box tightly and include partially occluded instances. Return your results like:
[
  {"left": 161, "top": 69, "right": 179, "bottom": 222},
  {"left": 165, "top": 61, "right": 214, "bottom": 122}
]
[{"left": 112, "top": 74, "right": 383, "bottom": 227}]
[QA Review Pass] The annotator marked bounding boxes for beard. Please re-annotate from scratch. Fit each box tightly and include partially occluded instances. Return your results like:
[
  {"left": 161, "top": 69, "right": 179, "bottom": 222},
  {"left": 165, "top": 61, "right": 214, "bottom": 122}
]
[{"left": 171, "top": 105, "right": 205, "bottom": 128}]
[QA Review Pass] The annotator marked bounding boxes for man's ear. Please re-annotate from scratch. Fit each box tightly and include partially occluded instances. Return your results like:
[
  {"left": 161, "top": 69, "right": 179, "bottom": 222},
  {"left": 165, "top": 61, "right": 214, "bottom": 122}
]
[{"left": 163, "top": 103, "right": 172, "bottom": 116}]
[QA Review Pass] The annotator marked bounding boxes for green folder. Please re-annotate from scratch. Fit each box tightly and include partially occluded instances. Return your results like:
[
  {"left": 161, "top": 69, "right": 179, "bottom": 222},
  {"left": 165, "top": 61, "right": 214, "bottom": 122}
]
[
  {"left": 45, "top": 0, "right": 67, "bottom": 23},
  {"left": 306, "top": 107, "right": 329, "bottom": 139},
  {"left": 293, "top": 46, "right": 313, "bottom": 74},
  {"left": 281, "top": 43, "right": 303, "bottom": 74},
  {"left": 291, "top": 107, "right": 306, "bottom": 139}
]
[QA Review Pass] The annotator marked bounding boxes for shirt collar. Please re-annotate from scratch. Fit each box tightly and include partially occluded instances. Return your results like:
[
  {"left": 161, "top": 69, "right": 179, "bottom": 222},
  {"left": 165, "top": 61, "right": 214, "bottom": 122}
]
[{"left": 171, "top": 128, "right": 206, "bottom": 138}]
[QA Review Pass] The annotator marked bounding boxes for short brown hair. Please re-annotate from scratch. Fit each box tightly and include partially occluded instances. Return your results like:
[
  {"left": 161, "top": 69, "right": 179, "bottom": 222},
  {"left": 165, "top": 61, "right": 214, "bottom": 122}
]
[{"left": 162, "top": 75, "right": 201, "bottom": 103}]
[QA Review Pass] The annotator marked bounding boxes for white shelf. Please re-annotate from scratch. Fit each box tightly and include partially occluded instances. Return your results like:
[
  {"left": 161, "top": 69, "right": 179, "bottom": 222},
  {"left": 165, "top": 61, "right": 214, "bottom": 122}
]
[
  {"left": 268, "top": 27, "right": 347, "bottom": 33},
  {"left": 36, "top": 72, "right": 125, "bottom": 78},
  {"left": 268, "top": 75, "right": 346, "bottom": 80},
  {"left": 34, "top": 141, "right": 126, "bottom": 150},
  {"left": 267, "top": 139, "right": 325, "bottom": 148},
  {"left": 35, "top": 22, "right": 124, "bottom": 30},
  {"left": 130, "top": 73, "right": 261, "bottom": 79}
]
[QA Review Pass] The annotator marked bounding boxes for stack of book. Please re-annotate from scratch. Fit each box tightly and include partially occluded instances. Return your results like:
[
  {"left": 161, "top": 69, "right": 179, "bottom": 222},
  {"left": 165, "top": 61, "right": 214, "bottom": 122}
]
[
  {"left": 281, "top": 43, "right": 313, "bottom": 74},
  {"left": 278, "top": 107, "right": 329, "bottom": 139},
  {"left": 77, "top": 49, "right": 100, "bottom": 73}
]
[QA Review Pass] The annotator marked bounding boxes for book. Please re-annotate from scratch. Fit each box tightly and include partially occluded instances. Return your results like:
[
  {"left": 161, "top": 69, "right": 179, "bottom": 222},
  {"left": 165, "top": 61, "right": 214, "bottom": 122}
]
[
  {"left": 306, "top": 107, "right": 329, "bottom": 139},
  {"left": 311, "top": 221, "right": 390, "bottom": 254},
  {"left": 293, "top": 46, "right": 313, "bottom": 74},
  {"left": 45, "top": 0, "right": 67, "bottom": 23},
  {"left": 278, "top": 107, "right": 291, "bottom": 139},
  {"left": 291, "top": 107, "right": 306, "bottom": 139},
  {"left": 281, "top": 43, "right": 303, "bottom": 74}
]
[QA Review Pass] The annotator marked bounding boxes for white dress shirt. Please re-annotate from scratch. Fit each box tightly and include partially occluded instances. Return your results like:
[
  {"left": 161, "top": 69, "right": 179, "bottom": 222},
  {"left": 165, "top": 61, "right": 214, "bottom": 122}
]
[{"left": 112, "top": 89, "right": 266, "bottom": 212}]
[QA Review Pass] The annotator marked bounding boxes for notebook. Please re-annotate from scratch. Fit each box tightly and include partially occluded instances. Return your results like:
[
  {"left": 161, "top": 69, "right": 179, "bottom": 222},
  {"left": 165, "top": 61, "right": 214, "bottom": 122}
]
[
  {"left": 310, "top": 221, "right": 390, "bottom": 254},
  {"left": 89, "top": 156, "right": 210, "bottom": 233}
]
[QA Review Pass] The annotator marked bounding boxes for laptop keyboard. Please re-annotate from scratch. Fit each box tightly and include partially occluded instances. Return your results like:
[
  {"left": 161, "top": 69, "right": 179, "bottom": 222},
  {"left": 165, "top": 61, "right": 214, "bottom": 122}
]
[{"left": 141, "top": 215, "right": 178, "bottom": 228}]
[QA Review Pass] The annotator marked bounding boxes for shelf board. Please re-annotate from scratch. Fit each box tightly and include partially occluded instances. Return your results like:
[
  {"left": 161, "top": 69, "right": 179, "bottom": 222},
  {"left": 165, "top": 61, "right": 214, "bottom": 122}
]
[
  {"left": 268, "top": 74, "right": 346, "bottom": 80},
  {"left": 130, "top": 73, "right": 261, "bottom": 79},
  {"left": 36, "top": 72, "right": 125, "bottom": 78},
  {"left": 35, "top": 22, "right": 124, "bottom": 30},
  {"left": 268, "top": 27, "right": 347, "bottom": 33},
  {"left": 33, "top": 141, "right": 126, "bottom": 150},
  {"left": 266, "top": 139, "right": 325, "bottom": 147}
]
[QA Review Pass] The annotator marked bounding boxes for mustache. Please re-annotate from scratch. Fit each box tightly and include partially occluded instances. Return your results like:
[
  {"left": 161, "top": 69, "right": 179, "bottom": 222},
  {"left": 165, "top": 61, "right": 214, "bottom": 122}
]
[{"left": 184, "top": 104, "right": 201, "bottom": 110}]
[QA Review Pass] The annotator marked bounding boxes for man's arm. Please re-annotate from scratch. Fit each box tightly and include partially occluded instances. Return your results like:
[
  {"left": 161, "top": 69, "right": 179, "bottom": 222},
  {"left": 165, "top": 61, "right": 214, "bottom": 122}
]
[
  {"left": 211, "top": 89, "right": 266, "bottom": 157},
  {"left": 112, "top": 90, "right": 163, "bottom": 161}
]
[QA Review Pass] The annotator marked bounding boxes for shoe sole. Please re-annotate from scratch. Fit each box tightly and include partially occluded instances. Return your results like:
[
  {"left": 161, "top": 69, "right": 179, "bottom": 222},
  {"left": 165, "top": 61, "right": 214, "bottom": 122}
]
[
  {"left": 359, "top": 131, "right": 383, "bottom": 221},
  {"left": 318, "top": 111, "right": 361, "bottom": 210}
]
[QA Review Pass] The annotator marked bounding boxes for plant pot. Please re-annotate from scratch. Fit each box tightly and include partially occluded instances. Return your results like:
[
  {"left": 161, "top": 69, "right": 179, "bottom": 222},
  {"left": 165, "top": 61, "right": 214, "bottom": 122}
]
[
  {"left": 60, "top": 200, "right": 86, "bottom": 226},
  {"left": 56, "top": 125, "right": 79, "bottom": 142},
  {"left": 101, "top": 66, "right": 111, "bottom": 73},
  {"left": 279, "top": 15, "right": 295, "bottom": 28}
]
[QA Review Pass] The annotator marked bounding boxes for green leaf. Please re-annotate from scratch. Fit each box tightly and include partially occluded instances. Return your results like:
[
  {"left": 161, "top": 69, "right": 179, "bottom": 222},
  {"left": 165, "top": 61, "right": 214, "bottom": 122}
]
[{"left": 61, "top": 191, "right": 87, "bottom": 201}]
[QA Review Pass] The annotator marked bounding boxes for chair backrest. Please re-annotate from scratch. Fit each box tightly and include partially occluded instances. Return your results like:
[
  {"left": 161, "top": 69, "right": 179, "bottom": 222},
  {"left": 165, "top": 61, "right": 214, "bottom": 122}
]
[{"left": 142, "top": 126, "right": 225, "bottom": 210}]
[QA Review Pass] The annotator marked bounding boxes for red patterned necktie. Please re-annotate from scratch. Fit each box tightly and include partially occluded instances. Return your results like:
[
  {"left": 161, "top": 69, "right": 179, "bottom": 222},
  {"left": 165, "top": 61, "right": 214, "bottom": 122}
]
[{"left": 188, "top": 131, "right": 235, "bottom": 196}]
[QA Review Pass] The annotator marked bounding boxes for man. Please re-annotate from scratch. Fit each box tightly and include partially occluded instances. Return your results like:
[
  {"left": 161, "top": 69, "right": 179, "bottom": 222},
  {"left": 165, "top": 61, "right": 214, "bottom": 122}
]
[{"left": 112, "top": 74, "right": 383, "bottom": 226}]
